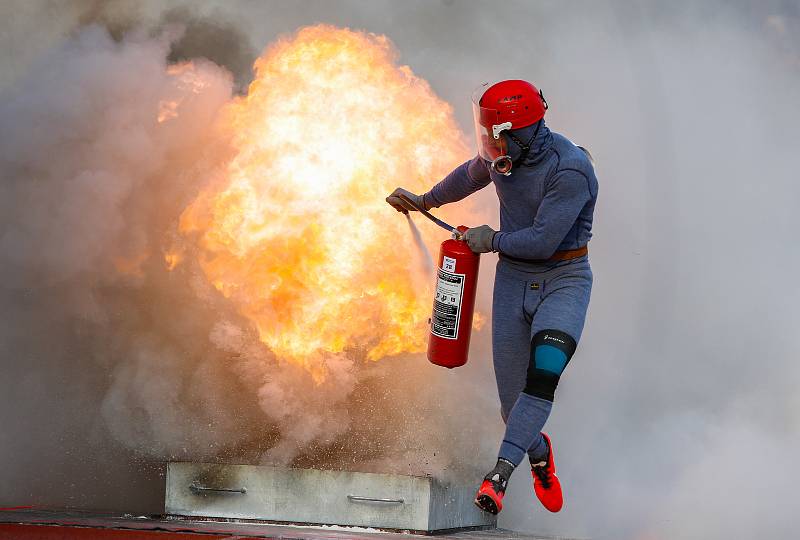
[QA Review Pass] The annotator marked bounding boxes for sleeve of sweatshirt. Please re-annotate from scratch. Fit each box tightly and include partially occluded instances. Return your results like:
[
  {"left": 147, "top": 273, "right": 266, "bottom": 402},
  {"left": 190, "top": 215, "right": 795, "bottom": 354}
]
[
  {"left": 423, "top": 155, "right": 491, "bottom": 208},
  {"left": 492, "top": 169, "right": 591, "bottom": 259}
]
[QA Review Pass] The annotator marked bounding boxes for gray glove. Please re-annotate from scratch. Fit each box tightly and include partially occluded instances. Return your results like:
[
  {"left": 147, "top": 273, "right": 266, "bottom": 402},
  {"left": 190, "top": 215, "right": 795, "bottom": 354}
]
[
  {"left": 386, "top": 187, "right": 431, "bottom": 214},
  {"left": 464, "top": 225, "right": 497, "bottom": 253}
]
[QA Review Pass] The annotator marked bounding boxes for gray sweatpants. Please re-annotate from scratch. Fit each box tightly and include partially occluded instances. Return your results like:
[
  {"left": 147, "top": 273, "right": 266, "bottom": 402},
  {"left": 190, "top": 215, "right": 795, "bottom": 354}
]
[{"left": 492, "top": 255, "right": 593, "bottom": 425}]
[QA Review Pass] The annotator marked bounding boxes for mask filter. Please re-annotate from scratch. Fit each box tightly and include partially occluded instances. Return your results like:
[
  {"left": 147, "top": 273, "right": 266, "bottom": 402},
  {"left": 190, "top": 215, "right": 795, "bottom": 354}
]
[{"left": 491, "top": 156, "right": 513, "bottom": 176}]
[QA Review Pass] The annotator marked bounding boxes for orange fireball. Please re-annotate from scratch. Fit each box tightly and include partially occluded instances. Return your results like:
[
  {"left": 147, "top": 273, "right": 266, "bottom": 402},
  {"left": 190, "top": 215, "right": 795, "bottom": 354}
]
[{"left": 180, "top": 25, "right": 470, "bottom": 382}]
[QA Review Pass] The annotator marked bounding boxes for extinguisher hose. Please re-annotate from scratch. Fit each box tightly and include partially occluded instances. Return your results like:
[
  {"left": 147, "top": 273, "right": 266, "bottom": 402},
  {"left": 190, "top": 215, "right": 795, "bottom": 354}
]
[{"left": 395, "top": 189, "right": 463, "bottom": 239}]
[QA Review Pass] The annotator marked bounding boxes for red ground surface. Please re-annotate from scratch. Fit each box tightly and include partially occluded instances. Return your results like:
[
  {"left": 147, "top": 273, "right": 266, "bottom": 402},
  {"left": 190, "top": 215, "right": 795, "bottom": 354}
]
[{"left": 0, "top": 523, "right": 232, "bottom": 538}]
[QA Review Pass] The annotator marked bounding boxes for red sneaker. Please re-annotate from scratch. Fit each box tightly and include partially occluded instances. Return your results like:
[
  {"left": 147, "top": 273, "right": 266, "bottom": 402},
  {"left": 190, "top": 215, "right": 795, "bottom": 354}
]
[
  {"left": 531, "top": 433, "right": 563, "bottom": 512},
  {"left": 474, "top": 478, "right": 504, "bottom": 515}
]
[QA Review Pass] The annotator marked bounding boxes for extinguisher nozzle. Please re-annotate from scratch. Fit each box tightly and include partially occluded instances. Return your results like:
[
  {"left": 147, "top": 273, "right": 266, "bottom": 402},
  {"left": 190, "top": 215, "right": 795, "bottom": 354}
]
[{"left": 453, "top": 225, "right": 469, "bottom": 241}]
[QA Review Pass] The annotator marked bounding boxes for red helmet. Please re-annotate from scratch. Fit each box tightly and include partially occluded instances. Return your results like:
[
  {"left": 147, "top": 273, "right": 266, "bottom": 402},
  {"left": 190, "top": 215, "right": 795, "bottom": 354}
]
[{"left": 472, "top": 80, "right": 548, "bottom": 175}]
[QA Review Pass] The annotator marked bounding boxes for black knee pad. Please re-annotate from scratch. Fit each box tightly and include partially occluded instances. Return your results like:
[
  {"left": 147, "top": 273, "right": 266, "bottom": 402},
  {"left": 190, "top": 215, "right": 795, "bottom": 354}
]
[{"left": 523, "top": 330, "right": 577, "bottom": 402}]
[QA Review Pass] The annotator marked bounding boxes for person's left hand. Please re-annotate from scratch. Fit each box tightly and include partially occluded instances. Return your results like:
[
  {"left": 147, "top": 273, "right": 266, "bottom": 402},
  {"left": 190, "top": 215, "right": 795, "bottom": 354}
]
[
  {"left": 464, "top": 225, "right": 497, "bottom": 253},
  {"left": 386, "top": 187, "right": 431, "bottom": 214}
]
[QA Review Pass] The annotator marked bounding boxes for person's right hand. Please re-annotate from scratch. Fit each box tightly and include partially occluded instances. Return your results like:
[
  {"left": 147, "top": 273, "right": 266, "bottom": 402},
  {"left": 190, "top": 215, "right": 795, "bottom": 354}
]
[{"left": 385, "top": 188, "right": 428, "bottom": 214}]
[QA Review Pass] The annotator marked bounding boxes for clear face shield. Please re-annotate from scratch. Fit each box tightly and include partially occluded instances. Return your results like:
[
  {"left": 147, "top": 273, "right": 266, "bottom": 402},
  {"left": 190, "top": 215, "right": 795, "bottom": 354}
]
[{"left": 471, "top": 86, "right": 514, "bottom": 175}]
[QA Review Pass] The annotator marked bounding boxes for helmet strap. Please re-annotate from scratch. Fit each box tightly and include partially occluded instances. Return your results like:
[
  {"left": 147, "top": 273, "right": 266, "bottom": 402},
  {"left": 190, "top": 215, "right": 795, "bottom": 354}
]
[{"left": 504, "top": 120, "right": 542, "bottom": 169}]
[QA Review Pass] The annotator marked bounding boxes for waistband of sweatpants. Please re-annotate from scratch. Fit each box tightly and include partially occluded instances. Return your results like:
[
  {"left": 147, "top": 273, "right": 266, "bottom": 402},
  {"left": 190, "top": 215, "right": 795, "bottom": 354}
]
[{"left": 498, "top": 244, "right": 588, "bottom": 266}]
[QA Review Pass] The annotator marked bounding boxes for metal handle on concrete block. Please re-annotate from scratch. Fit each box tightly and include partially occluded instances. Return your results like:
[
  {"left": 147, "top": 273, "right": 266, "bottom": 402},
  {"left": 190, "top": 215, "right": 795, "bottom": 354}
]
[
  {"left": 189, "top": 484, "right": 247, "bottom": 495},
  {"left": 347, "top": 494, "right": 405, "bottom": 504}
]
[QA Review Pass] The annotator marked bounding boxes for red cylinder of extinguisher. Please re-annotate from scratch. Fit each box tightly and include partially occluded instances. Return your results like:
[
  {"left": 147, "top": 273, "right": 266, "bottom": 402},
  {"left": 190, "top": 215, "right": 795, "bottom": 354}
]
[{"left": 427, "top": 226, "right": 481, "bottom": 369}]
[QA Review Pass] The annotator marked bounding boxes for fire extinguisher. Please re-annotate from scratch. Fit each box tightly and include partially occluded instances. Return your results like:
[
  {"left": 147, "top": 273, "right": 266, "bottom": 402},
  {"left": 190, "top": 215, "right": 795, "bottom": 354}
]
[
  {"left": 427, "top": 225, "right": 480, "bottom": 368},
  {"left": 395, "top": 190, "right": 481, "bottom": 369}
]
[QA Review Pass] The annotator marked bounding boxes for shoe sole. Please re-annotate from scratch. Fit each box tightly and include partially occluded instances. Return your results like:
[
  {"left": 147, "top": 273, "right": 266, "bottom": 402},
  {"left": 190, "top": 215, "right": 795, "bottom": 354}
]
[{"left": 474, "top": 494, "right": 499, "bottom": 515}]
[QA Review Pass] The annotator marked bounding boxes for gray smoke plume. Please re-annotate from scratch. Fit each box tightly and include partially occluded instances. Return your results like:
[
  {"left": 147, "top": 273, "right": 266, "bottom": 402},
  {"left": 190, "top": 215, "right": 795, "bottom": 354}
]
[
  {"left": 1, "top": 2, "right": 799, "bottom": 539},
  {"left": 0, "top": 24, "right": 245, "bottom": 511}
]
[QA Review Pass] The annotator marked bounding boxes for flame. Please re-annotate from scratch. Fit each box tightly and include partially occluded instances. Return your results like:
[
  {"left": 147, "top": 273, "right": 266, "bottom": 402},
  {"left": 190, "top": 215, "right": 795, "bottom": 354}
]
[
  {"left": 158, "top": 63, "right": 211, "bottom": 122},
  {"left": 164, "top": 250, "right": 183, "bottom": 271},
  {"left": 472, "top": 311, "right": 487, "bottom": 331},
  {"left": 157, "top": 100, "right": 179, "bottom": 123},
  {"left": 180, "top": 25, "right": 469, "bottom": 382}
]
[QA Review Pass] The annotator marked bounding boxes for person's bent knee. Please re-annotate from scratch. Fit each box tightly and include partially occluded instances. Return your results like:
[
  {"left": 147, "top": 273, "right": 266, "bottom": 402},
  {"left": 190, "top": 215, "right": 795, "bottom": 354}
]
[{"left": 523, "top": 330, "right": 577, "bottom": 402}]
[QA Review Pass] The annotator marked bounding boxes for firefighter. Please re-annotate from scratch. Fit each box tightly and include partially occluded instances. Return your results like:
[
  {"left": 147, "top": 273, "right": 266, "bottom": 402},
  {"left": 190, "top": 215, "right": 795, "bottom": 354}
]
[{"left": 386, "top": 80, "right": 597, "bottom": 514}]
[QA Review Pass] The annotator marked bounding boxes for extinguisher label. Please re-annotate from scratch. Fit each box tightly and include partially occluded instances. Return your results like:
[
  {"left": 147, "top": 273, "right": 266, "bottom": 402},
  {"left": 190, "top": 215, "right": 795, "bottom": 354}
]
[{"left": 431, "top": 268, "right": 465, "bottom": 340}]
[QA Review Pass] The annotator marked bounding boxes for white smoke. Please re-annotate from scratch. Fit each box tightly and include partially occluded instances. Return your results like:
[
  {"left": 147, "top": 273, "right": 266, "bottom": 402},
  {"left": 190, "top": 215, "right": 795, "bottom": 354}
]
[
  {"left": 2, "top": 2, "right": 799, "bottom": 539},
  {"left": 406, "top": 214, "right": 436, "bottom": 280}
]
